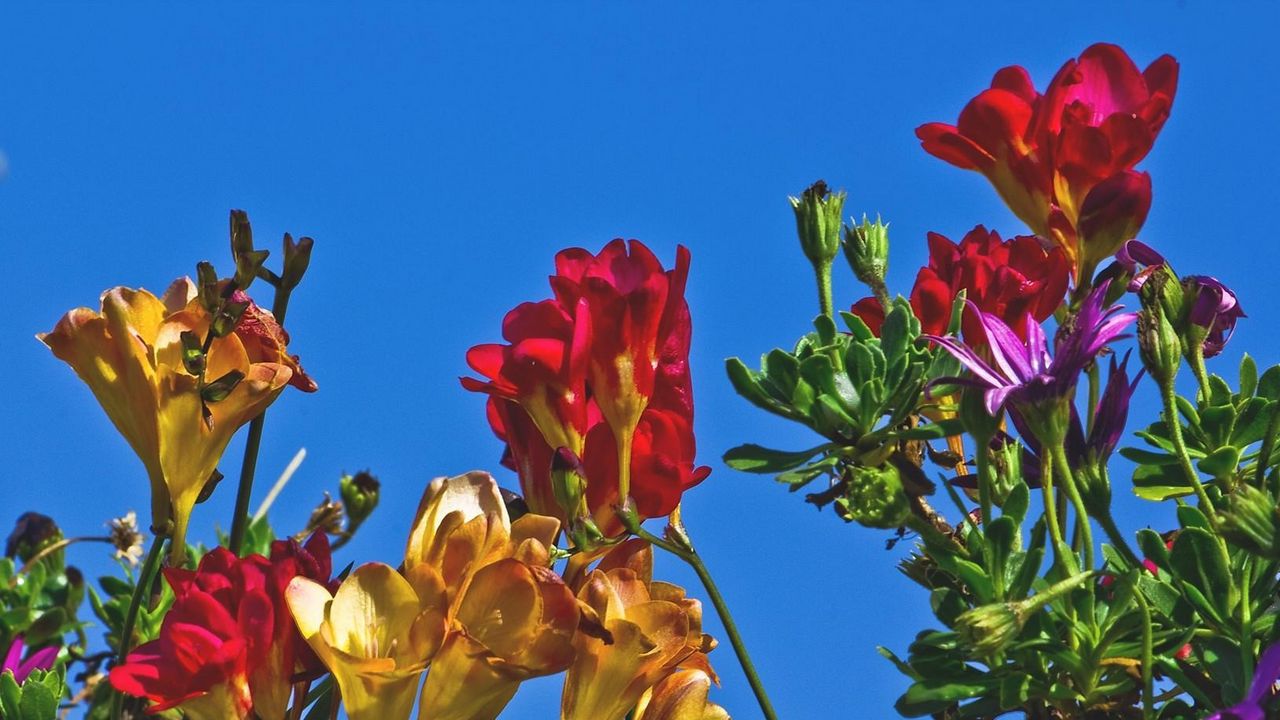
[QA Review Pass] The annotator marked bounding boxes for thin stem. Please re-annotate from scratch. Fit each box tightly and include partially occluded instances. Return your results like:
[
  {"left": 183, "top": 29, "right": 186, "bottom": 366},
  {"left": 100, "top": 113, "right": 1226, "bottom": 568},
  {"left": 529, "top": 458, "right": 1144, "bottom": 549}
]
[
  {"left": 1158, "top": 381, "right": 1216, "bottom": 513},
  {"left": 1052, "top": 446, "right": 1094, "bottom": 572},
  {"left": 19, "top": 536, "right": 112, "bottom": 573},
  {"left": 1187, "top": 347, "right": 1212, "bottom": 406},
  {"left": 974, "top": 431, "right": 999, "bottom": 600},
  {"left": 1094, "top": 506, "right": 1142, "bottom": 569},
  {"left": 229, "top": 284, "right": 295, "bottom": 554},
  {"left": 1240, "top": 554, "right": 1254, "bottom": 690},
  {"left": 1086, "top": 362, "right": 1101, "bottom": 437},
  {"left": 622, "top": 518, "right": 778, "bottom": 720},
  {"left": 1136, "top": 591, "right": 1155, "bottom": 720},
  {"left": 616, "top": 425, "right": 635, "bottom": 506},
  {"left": 1039, "top": 451, "right": 1069, "bottom": 574},
  {"left": 110, "top": 534, "right": 167, "bottom": 720},
  {"left": 814, "top": 260, "right": 834, "bottom": 318}
]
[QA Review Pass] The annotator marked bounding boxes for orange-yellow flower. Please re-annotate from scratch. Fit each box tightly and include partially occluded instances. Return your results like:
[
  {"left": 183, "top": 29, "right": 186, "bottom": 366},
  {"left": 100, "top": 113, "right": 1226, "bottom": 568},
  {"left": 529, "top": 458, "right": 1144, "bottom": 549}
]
[
  {"left": 39, "top": 280, "right": 294, "bottom": 562},
  {"left": 403, "top": 470, "right": 560, "bottom": 609},
  {"left": 634, "top": 669, "right": 730, "bottom": 720},
  {"left": 286, "top": 562, "right": 448, "bottom": 720},
  {"left": 561, "top": 541, "right": 717, "bottom": 720}
]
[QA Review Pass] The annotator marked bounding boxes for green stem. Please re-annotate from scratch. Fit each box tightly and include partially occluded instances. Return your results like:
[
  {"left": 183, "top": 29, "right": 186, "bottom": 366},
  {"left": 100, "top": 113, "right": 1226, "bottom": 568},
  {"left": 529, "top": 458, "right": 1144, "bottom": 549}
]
[
  {"left": 623, "top": 520, "right": 778, "bottom": 720},
  {"left": 1039, "top": 450, "right": 1070, "bottom": 574},
  {"left": 1256, "top": 402, "right": 1280, "bottom": 486},
  {"left": 1187, "top": 347, "right": 1212, "bottom": 406},
  {"left": 228, "top": 284, "right": 295, "bottom": 555},
  {"left": 1240, "top": 554, "right": 1254, "bottom": 690},
  {"left": 110, "top": 534, "right": 167, "bottom": 720},
  {"left": 814, "top": 260, "right": 834, "bottom": 318},
  {"left": 1094, "top": 505, "right": 1142, "bottom": 569},
  {"left": 974, "top": 431, "right": 999, "bottom": 601},
  {"left": 1052, "top": 446, "right": 1094, "bottom": 573},
  {"left": 1158, "top": 381, "right": 1216, "bottom": 513},
  {"left": 1136, "top": 591, "right": 1155, "bottom": 720},
  {"left": 1086, "top": 362, "right": 1101, "bottom": 437}
]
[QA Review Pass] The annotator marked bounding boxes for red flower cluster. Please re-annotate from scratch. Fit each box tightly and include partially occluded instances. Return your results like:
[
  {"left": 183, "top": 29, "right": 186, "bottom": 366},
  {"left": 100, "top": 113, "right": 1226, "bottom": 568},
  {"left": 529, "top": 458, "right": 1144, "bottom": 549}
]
[
  {"left": 463, "top": 239, "right": 708, "bottom": 529},
  {"left": 852, "top": 226, "right": 1070, "bottom": 345},
  {"left": 110, "top": 535, "right": 333, "bottom": 719},
  {"left": 917, "top": 43, "right": 1178, "bottom": 280}
]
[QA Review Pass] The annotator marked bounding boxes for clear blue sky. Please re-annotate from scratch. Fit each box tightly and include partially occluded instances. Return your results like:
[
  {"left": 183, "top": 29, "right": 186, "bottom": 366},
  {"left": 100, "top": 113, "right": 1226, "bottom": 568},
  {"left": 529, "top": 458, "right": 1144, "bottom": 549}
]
[{"left": 2, "top": 4, "right": 1278, "bottom": 718}]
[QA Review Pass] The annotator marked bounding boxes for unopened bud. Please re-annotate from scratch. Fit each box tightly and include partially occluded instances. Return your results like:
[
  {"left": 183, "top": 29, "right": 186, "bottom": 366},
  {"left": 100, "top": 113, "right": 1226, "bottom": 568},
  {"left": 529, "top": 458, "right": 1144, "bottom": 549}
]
[
  {"left": 842, "top": 214, "right": 889, "bottom": 288},
  {"left": 210, "top": 298, "right": 250, "bottom": 338},
  {"left": 551, "top": 447, "right": 588, "bottom": 518},
  {"left": 1217, "top": 484, "right": 1280, "bottom": 558},
  {"left": 179, "top": 330, "right": 206, "bottom": 376},
  {"left": 196, "top": 261, "right": 221, "bottom": 312},
  {"left": 229, "top": 210, "right": 270, "bottom": 290},
  {"left": 282, "top": 233, "right": 314, "bottom": 291},
  {"left": 1136, "top": 305, "right": 1181, "bottom": 387},
  {"left": 836, "top": 464, "right": 910, "bottom": 529},
  {"left": 300, "top": 493, "right": 345, "bottom": 539},
  {"left": 339, "top": 471, "right": 381, "bottom": 527},
  {"left": 5, "top": 512, "right": 63, "bottom": 564},
  {"left": 790, "top": 180, "right": 846, "bottom": 269},
  {"left": 201, "top": 370, "right": 245, "bottom": 404},
  {"left": 954, "top": 602, "right": 1024, "bottom": 657}
]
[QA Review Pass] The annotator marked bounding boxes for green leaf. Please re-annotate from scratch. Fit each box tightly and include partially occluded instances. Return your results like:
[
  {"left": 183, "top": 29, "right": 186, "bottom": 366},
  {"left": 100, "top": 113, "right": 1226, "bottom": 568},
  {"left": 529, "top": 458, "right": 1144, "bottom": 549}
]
[
  {"left": 881, "top": 419, "right": 964, "bottom": 441},
  {"left": 1259, "top": 364, "right": 1280, "bottom": 402},
  {"left": 1240, "top": 354, "right": 1258, "bottom": 399},
  {"left": 895, "top": 679, "right": 992, "bottom": 717},
  {"left": 985, "top": 516, "right": 1017, "bottom": 589},
  {"left": 723, "top": 443, "right": 830, "bottom": 474},
  {"left": 1137, "top": 529, "right": 1172, "bottom": 575},
  {"left": 1176, "top": 505, "right": 1213, "bottom": 532},
  {"left": 877, "top": 646, "right": 920, "bottom": 681},
  {"left": 1131, "top": 463, "right": 1198, "bottom": 501},
  {"left": 776, "top": 455, "right": 841, "bottom": 490},
  {"left": 0, "top": 672, "right": 21, "bottom": 719},
  {"left": 17, "top": 678, "right": 58, "bottom": 720},
  {"left": 1001, "top": 483, "right": 1030, "bottom": 525},
  {"left": 1169, "top": 527, "right": 1235, "bottom": 623}
]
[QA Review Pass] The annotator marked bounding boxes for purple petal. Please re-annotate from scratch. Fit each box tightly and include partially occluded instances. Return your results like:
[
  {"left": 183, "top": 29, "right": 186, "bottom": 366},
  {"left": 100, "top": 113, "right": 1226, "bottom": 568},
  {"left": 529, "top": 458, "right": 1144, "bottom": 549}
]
[
  {"left": 2, "top": 636, "right": 22, "bottom": 674},
  {"left": 13, "top": 645, "right": 57, "bottom": 684},
  {"left": 973, "top": 306, "right": 1033, "bottom": 383},
  {"left": 922, "top": 334, "right": 1009, "bottom": 390}
]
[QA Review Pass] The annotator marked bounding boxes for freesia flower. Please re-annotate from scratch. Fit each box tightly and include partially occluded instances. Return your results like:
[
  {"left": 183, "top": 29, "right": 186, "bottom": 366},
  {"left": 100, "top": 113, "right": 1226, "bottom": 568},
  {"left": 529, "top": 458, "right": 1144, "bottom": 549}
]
[
  {"left": 917, "top": 43, "right": 1178, "bottom": 279},
  {"left": 561, "top": 541, "right": 717, "bottom": 720},
  {"left": 418, "top": 559, "right": 579, "bottom": 720},
  {"left": 287, "top": 563, "right": 448, "bottom": 720},
  {"left": 926, "top": 283, "right": 1136, "bottom": 439},
  {"left": 110, "top": 535, "right": 333, "bottom": 719},
  {"left": 463, "top": 241, "right": 707, "bottom": 528},
  {"left": 1, "top": 636, "right": 58, "bottom": 685},
  {"left": 1206, "top": 640, "right": 1280, "bottom": 720},
  {"left": 852, "top": 226, "right": 1070, "bottom": 343},
  {"left": 633, "top": 669, "right": 729, "bottom": 720},
  {"left": 40, "top": 279, "right": 299, "bottom": 562}
]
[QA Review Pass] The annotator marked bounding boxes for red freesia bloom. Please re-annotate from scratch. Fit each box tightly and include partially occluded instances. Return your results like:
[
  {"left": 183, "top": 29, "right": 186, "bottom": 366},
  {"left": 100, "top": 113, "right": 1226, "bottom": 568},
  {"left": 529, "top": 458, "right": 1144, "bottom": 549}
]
[
  {"left": 110, "top": 535, "right": 332, "bottom": 720},
  {"left": 463, "top": 239, "right": 706, "bottom": 528},
  {"left": 917, "top": 43, "right": 1177, "bottom": 280},
  {"left": 852, "top": 226, "right": 1069, "bottom": 344}
]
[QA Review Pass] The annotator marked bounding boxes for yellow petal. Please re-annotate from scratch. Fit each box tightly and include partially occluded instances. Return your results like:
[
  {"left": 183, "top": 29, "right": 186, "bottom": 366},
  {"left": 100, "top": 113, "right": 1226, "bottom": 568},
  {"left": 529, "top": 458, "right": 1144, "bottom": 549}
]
[
  {"left": 328, "top": 563, "right": 422, "bottom": 661},
  {"left": 634, "top": 669, "right": 730, "bottom": 720},
  {"left": 417, "top": 632, "right": 520, "bottom": 720},
  {"left": 406, "top": 471, "right": 508, "bottom": 569}
]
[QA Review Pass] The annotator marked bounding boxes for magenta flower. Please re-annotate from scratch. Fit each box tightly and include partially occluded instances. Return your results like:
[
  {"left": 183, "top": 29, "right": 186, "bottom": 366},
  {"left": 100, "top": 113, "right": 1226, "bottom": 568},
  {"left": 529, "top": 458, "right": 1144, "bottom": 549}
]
[
  {"left": 1206, "top": 640, "right": 1280, "bottom": 720},
  {"left": 926, "top": 282, "right": 1136, "bottom": 419},
  {"left": 1185, "top": 275, "right": 1245, "bottom": 358},
  {"left": 1, "top": 635, "right": 58, "bottom": 684},
  {"left": 1083, "top": 351, "right": 1143, "bottom": 462}
]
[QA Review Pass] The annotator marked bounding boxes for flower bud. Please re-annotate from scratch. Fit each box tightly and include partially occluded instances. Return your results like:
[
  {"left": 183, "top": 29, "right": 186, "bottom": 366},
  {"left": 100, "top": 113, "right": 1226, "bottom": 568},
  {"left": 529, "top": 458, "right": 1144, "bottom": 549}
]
[
  {"left": 1136, "top": 303, "right": 1181, "bottom": 387},
  {"left": 1182, "top": 276, "right": 1244, "bottom": 359},
  {"left": 229, "top": 209, "right": 270, "bottom": 291},
  {"left": 789, "top": 180, "right": 846, "bottom": 269},
  {"left": 4, "top": 512, "right": 62, "bottom": 565},
  {"left": 1217, "top": 484, "right": 1280, "bottom": 558},
  {"left": 551, "top": 447, "right": 588, "bottom": 518},
  {"left": 339, "top": 471, "right": 381, "bottom": 528},
  {"left": 842, "top": 214, "right": 889, "bottom": 288},
  {"left": 282, "top": 233, "right": 314, "bottom": 291},
  {"left": 836, "top": 464, "right": 910, "bottom": 529},
  {"left": 954, "top": 602, "right": 1024, "bottom": 657}
]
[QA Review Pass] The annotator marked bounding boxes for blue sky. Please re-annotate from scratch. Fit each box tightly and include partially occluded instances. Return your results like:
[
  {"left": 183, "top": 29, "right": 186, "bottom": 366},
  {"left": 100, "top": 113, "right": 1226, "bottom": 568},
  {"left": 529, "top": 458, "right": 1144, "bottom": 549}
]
[{"left": 2, "top": 4, "right": 1278, "bottom": 718}]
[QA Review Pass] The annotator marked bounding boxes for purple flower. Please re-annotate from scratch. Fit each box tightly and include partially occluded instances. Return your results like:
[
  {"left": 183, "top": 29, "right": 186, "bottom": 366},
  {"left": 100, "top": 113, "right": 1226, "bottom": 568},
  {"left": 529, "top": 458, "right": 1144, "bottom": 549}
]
[
  {"left": 927, "top": 282, "right": 1137, "bottom": 421},
  {"left": 1185, "top": 275, "right": 1245, "bottom": 358},
  {"left": 1083, "top": 351, "right": 1143, "bottom": 462},
  {"left": 1207, "top": 640, "right": 1280, "bottom": 720},
  {"left": 1, "top": 635, "right": 57, "bottom": 684}
]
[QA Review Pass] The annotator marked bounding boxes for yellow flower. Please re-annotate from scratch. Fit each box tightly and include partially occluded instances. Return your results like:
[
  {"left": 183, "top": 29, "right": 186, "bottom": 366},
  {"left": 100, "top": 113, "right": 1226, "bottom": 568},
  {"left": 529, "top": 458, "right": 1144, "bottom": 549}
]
[
  {"left": 561, "top": 542, "right": 717, "bottom": 720},
  {"left": 419, "top": 558, "right": 580, "bottom": 720},
  {"left": 634, "top": 669, "right": 730, "bottom": 720},
  {"left": 40, "top": 280, "right": 292, "bottom": 563},
  {"left": 286, "top": 563, "right": 448, "bottom": 720},
  {"left": 403, "top": 470, "right": 560, "bottom": 609}
]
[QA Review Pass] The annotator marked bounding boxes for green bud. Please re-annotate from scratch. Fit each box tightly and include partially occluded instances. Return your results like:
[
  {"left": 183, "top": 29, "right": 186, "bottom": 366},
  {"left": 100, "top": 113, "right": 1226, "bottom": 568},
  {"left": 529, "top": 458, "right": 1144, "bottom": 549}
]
[
  {"left": 4, "top": 512, "right": 63, "bottom": 565},
  {"left": 842, "top": 214, "right": 890, "bottom": 288},
  {"left": 837, "top": 464, "right": 910, "bottom": 529},
  {"left": 954, "top": 602, "right": 1024, "bottom": 657},
  {"left": 339, "top": 471, "right": 381, "bottom": 527},
  {"left": 180, "top": 330, "right": 207, "bottom": 376},
  {"left": 1078, "top": 465, "right": 1112, "bottom": 518},
  {"left": 229, "top": 210, "right": 269, "bottom": 291},
  {"left": 196, "top": 261, "right": 221, "bottom": 312},
  {"left": 201, "top": 369, "right": 245, "bottom": 404},
  {"left": 1217, "top": 484, "right": 1280, "bottom": 558},
  {"left": 551, "top": 447, "right": 588, "bottom": 519},
  {"left": 789, "top": 180, "right": 846, "bottom": 268},
  {"left": 1136, "top": 304, "right": 1181, "bottom": 387},
  {"left": 282, "top": 233, "right": 314, "bottom": 291},
  {"left": 989, "top": 439, "right": 1025, "bottom": 507},
  {"left": 210, "top": 298, "right": 250, "bottom": 338}
]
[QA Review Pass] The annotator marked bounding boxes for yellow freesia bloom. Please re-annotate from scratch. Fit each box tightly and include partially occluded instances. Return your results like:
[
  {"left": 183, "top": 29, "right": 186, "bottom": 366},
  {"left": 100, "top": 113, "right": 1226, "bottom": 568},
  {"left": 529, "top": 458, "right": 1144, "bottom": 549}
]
[
  {"left": 404, "top": 470, "right": 560, "bottom": 609},
  {"left": 634, "top": 669, "right": 730, "bottom": 720},
  {"left": 286, "top": 562, "right": 448, "bottom": 720},
  {"left": 561, "top": 542, "right": 717, "bottom": 720},
  {"left": 419, "top": 558, "right": 579, "bottom": 720},
  {"left": 40, "top": 280, "right": 292, "bottom": 562}
]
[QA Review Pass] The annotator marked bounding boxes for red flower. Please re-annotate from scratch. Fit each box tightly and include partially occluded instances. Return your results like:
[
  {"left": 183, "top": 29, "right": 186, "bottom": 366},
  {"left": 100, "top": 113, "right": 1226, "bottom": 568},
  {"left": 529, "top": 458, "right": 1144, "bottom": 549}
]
[
  {"left": 462, "top": 240, "right": 706, "bottom": 528},
  {"left": 917, "top": 43, "right": 1177, "bottom": 280},
  {"left": 852, "top": 226, "right": 1069, "bottom": 345},
  {"left": 110, "top": 535, "right": 332, "bottom": 719}
]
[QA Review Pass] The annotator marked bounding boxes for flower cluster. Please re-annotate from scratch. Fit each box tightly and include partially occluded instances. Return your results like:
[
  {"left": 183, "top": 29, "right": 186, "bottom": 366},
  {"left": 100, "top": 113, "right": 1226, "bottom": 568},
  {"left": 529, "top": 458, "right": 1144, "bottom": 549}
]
[
  {"left": 918, "top": 42, "right": 1178, "bottom": 281},
  {"left": 463, "top": 239, "right": 710, "bottom": 533}
]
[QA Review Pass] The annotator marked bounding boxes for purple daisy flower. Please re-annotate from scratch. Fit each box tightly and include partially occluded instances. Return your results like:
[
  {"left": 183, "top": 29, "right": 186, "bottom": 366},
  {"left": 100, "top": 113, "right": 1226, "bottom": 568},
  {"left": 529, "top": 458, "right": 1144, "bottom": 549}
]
[
  {"left": 1185, "top": 275, "right": 1245, "bottom": 358},
  {"left": 926, "top": 282, "right": 1137, "bottom": 422},
  {"left": 1207, "top": 640, "right": 1280, "bottom": 720},
  {"left": 1, "top": 635, "right": 58, "bottom": 684}
]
